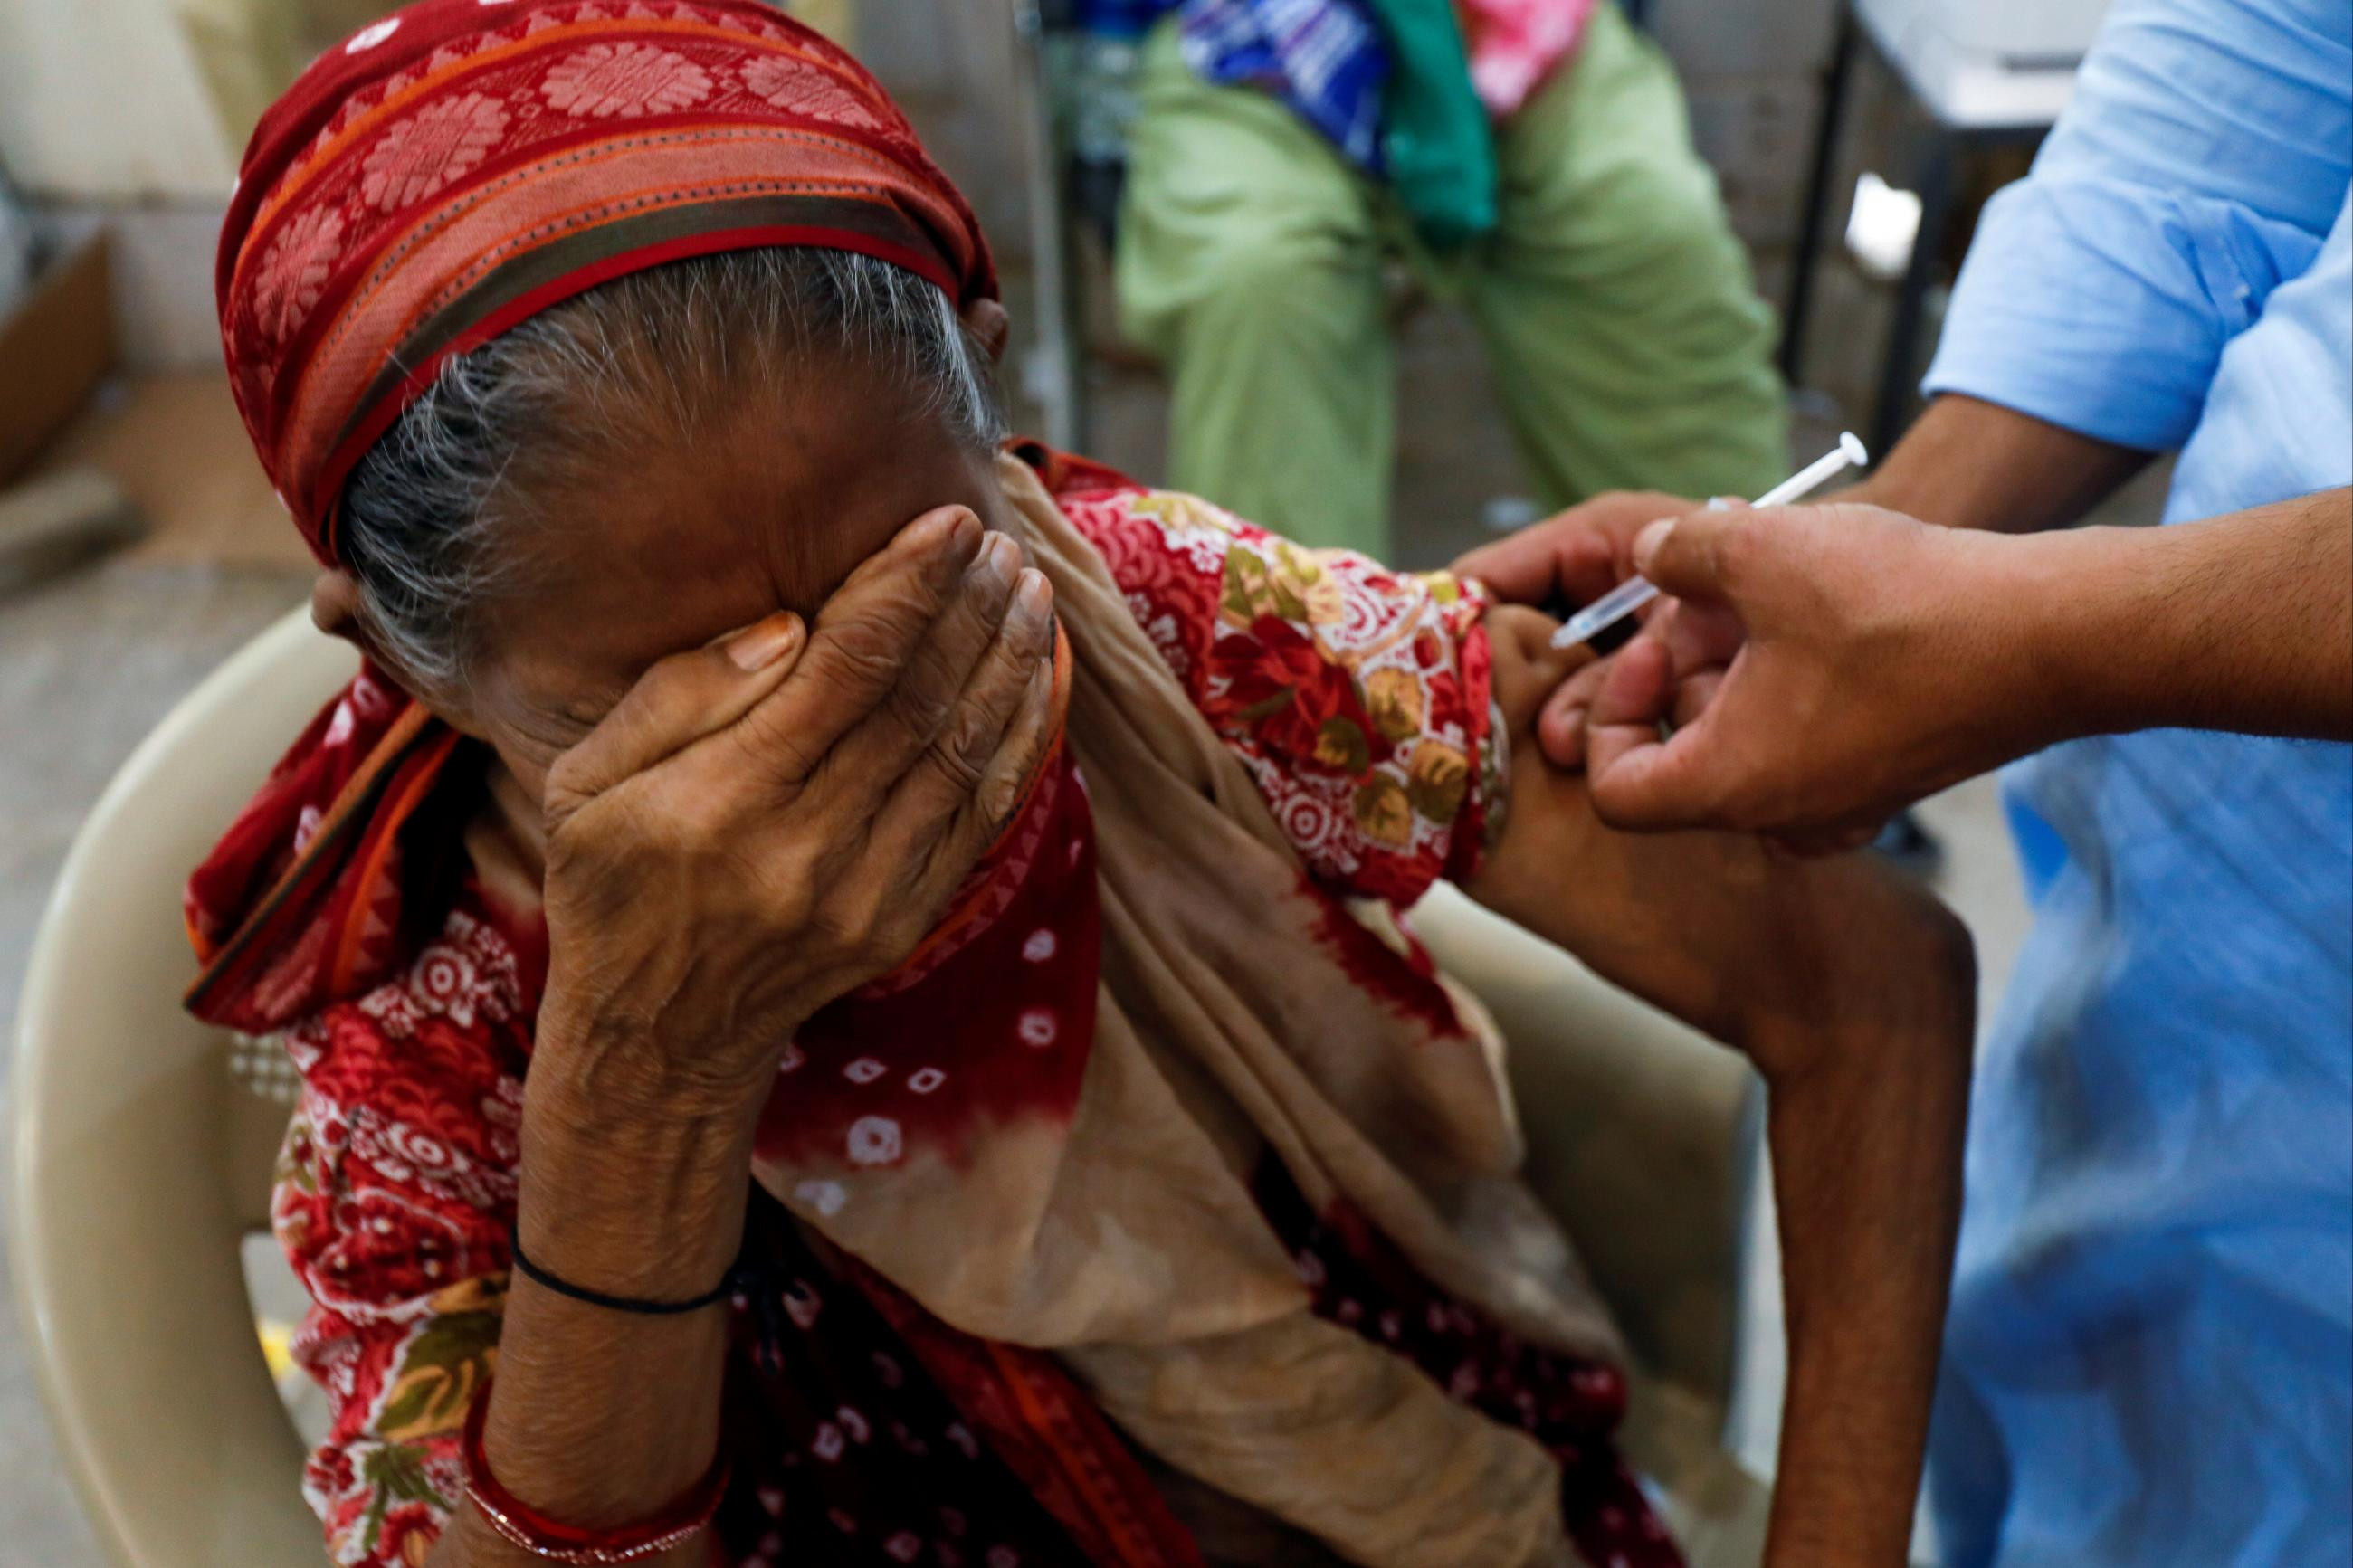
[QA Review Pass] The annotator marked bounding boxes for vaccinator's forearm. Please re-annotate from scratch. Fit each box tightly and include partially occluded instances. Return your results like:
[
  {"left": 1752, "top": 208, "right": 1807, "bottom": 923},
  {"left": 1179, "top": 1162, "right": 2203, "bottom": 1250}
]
[
  {"left": 1847, "top": 394, "right": 2153, "bottom": 536},
  {"left": 2009, "top": 487, "right": 2353, "bottom": 745}
]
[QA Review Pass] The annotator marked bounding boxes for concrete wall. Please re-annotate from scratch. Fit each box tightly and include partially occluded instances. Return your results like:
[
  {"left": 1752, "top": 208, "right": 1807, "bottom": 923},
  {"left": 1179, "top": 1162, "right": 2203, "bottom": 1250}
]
[
  {"left": 0, "top": 0, "right": 241, "bottom": 200},
  {"left": 1, "top": 0, "right": 904, "bottom": 370}
]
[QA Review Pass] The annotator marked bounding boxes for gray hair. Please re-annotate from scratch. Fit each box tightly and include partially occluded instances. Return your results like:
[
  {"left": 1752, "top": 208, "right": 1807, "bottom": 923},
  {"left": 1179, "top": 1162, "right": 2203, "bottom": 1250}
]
[{"left": 338, "top": 247, "right": 1005, "bottom": 689}]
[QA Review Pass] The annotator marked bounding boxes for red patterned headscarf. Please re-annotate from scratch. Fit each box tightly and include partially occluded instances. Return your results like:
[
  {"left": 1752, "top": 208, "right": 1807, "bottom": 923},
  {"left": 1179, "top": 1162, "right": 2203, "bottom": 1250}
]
[
  {"left": 217, "top": 0, "right": 995, "bottom": 567},
  {"left": 189, "top": 0, "right": 1011, "bottom": 1020}
]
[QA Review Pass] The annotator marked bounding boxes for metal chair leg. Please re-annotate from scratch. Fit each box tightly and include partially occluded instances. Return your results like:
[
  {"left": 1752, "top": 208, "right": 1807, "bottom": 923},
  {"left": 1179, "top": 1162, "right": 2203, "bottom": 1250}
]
[{"left": 1779, "top": 6, "right": 1859, "bottom": 387}]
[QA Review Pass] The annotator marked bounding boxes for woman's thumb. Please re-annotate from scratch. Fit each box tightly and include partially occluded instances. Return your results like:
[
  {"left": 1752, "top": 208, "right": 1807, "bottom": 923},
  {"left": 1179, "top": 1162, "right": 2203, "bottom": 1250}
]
[{"left": 1631, "top": 504, "right": 1748, "bottom": 604}]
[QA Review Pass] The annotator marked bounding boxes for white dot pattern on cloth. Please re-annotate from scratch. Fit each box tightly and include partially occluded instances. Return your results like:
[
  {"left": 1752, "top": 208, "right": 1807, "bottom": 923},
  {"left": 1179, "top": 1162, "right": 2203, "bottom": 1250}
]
[
  {"left": 794, "top": 1179, "right": 846, "bottom": 1218},
  {"left": 345, "top": 17, "right": 401, "bottom": 52},
  {"left": 776, "top": 1041, "right": 805, "bottom": 1074},
  {"left": 1021, "top": 928, "right": 1056, "bottom": 962},
  {"left": 783, "top": 1278, "right": 823, "bottom": 1328},
  {"left": 1015, "top": 1009, "right": 1057, "bottom": 1048},
  {"left": 907, "top": 1067, "right": 946, "bottom": 1094},
  {"left": 843, "top": 1056, "right": 886, "bottom": 1084},
  {"left": 846, "top": 1116, "right": 902, "bottom": 1165}
]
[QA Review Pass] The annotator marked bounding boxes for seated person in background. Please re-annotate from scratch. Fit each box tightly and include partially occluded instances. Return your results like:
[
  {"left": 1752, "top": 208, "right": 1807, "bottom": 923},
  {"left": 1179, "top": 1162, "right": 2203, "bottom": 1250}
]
[
  {"left": 188, "top": 4, "right": 1968, "bottom": 1563},
  {"left": 1112, "top": 0, "right": 1787, "bottom": 556}
]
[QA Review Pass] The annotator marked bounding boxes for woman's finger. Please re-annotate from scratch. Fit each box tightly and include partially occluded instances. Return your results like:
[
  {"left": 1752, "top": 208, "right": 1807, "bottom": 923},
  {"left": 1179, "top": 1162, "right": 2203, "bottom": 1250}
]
[
  {"left": 725, "top": 506, "right": 983, "bottom": 787},
  {"left": 867, "top": 569, "right": 1056, "bottom": 870},
  {"left": 931, "top": 644, "right": 1061, "bottom": 880},
  {"left": 808, "top": 527, "right": 1027, "bottom": 806},
  {"left": 834, "top": 633, "right": 1057, "bottom": 962},
  {"left": 543, "top": 611, "right": 805, "bottom": 826}
]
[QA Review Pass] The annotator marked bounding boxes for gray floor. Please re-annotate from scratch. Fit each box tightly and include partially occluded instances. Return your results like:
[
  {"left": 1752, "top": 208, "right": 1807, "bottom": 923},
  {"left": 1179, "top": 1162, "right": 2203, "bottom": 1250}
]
[
  {"left": 1, "top": 558, "right": 311, "bottom": 1568},
  {"left": 0, "top": 336, "right": 2039, "bottom": 1563}
]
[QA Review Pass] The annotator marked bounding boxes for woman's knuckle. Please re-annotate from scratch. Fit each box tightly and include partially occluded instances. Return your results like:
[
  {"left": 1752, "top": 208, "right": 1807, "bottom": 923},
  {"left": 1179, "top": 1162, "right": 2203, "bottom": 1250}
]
[
  {"left": 817, "top": 885, "right": 885, "bottom": 951},
  {"left": 728, "top": 710, "right": 818, "bottom": 781},
  {"left": 935, "top": 713, "right": 993, "bottom": 786},
  {"left": 883, "top": 670, "right": 952, "bottom": 742},
  {"left": 815, "top": 619, "right": 906, "bottom": 691}
]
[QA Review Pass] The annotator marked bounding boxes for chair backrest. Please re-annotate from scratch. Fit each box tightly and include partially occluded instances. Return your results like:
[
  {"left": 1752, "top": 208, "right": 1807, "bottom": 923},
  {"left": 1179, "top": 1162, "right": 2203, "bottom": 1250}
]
[{"left": 11, "top": 607, "right": 354, "bottom": 1568}]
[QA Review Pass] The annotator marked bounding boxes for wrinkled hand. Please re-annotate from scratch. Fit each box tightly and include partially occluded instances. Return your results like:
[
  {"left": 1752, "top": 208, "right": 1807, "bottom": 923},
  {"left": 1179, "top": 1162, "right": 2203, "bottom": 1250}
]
[
  {"left": 1555, "top": 500, "right": 2036, "bottom": 847},
  {"left": 534, "top": 506, "right": 1058, "bottom": 1121}
]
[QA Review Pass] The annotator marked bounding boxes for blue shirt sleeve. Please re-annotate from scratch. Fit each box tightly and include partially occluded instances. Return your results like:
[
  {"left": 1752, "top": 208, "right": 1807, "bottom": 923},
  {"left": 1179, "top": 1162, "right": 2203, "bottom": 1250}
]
[{"left": 1924, "top": 0, "right": 2353, "bottom": 453}]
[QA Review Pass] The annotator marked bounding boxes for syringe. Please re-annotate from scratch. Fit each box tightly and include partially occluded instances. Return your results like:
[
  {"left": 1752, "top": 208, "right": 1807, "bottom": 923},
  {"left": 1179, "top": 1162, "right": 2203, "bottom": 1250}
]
[{"left": 1549, "top": 431, "right": 1870, "bottom": 651}]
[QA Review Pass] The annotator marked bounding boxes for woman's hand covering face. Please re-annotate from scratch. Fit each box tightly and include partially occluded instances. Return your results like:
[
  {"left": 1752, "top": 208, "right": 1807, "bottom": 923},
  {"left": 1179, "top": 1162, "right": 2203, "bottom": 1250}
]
[{"left": 531, "top": 505, "right": 1059, "bottom": 1125}]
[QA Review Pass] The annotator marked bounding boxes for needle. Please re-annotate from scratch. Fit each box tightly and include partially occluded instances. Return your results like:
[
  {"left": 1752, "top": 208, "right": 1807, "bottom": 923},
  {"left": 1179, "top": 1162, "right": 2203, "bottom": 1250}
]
[{"left": 1549, "top": 432, "right": 1871, "bottom": 650}]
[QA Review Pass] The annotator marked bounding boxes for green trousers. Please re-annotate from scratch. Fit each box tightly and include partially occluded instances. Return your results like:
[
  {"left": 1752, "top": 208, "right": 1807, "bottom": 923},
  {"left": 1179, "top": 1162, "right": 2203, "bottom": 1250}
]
[{"left": 1115, "top": 5, "right": 1787, "bottom": 555}]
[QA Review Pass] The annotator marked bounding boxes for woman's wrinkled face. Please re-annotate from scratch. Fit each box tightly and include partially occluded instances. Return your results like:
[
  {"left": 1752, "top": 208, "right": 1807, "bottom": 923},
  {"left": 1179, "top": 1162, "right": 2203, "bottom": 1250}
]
[{"left": 361, "top": 347, "right": 1015, "bottom": 802}]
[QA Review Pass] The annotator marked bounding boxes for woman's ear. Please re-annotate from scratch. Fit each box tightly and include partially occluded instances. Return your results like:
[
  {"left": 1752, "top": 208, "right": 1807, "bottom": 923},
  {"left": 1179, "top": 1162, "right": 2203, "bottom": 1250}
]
[
  {"left": 311, "top": 571, "right": 414, "bottom": 693},
  {"left": 312, "top": 568, "right": 500, "bottom": 745},
  {"left": 310, "top": 571, "right": 369, "bottom": 646},
  {"left": 962, "top": 298, "right": 1012, "bottom": 363}
]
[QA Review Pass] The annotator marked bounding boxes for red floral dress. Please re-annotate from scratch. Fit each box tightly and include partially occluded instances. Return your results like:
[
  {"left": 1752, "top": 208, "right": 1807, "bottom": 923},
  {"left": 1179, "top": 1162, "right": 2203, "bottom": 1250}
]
[{"left": 265, "top": 481, "right": 1668, "bottom": 1568}]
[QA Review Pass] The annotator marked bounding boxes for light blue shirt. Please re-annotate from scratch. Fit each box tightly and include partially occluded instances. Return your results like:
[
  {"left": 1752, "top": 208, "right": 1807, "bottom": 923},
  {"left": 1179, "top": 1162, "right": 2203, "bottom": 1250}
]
[{"left": 1920, "top": 2, "right": 2352, "bottom": 1563}]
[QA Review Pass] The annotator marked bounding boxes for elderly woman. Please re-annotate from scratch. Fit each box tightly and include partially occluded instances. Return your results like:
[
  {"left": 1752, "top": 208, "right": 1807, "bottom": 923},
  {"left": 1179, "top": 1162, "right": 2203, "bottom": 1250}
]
[{"left": 186, "top": 5, "right": 1972, "bottom": 1565}]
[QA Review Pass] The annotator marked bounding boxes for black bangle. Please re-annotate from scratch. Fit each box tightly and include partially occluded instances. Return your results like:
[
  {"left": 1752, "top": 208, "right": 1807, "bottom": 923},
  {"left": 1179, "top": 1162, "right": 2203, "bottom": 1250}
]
[{"left": 507, "top": 1221, "right": 747, "bottom": 1316}]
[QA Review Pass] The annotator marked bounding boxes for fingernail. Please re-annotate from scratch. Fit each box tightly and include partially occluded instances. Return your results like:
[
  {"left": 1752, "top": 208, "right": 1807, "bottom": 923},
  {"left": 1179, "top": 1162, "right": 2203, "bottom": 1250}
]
[
  {"left": 1705, "top": 496, "right": 1736, "bottom": 511},
  {"left": 1015, "top": 567, "right": 1052, "bottom": 621},
  {"left": 1633, "top": 520, "right": 1673, "bottom": 573},
  {"left": 976, "top": 531, "right": 1019, "bottom": 589},
  {"left": 727, "top": 613, "right": 801, "bottom": 671},
  {"left": 914, "top": 506, "right": 978, "bottom": 561}
]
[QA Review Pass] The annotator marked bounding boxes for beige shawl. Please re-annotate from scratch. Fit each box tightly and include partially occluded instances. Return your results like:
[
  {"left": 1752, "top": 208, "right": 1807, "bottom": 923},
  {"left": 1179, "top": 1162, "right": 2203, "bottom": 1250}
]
[{"left": 759, "top": 456, "right": 1624, "bottom": 1566}]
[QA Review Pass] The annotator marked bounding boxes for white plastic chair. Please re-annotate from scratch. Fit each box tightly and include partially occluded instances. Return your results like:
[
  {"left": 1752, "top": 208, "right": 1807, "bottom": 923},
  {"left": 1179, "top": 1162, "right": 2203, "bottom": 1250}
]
[
  {"left": 12, "top": 608, "right": 351, "bottom": 1568},
  {"left": 13, "top": 608, "right": 1765, "bottom": 1566}
]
